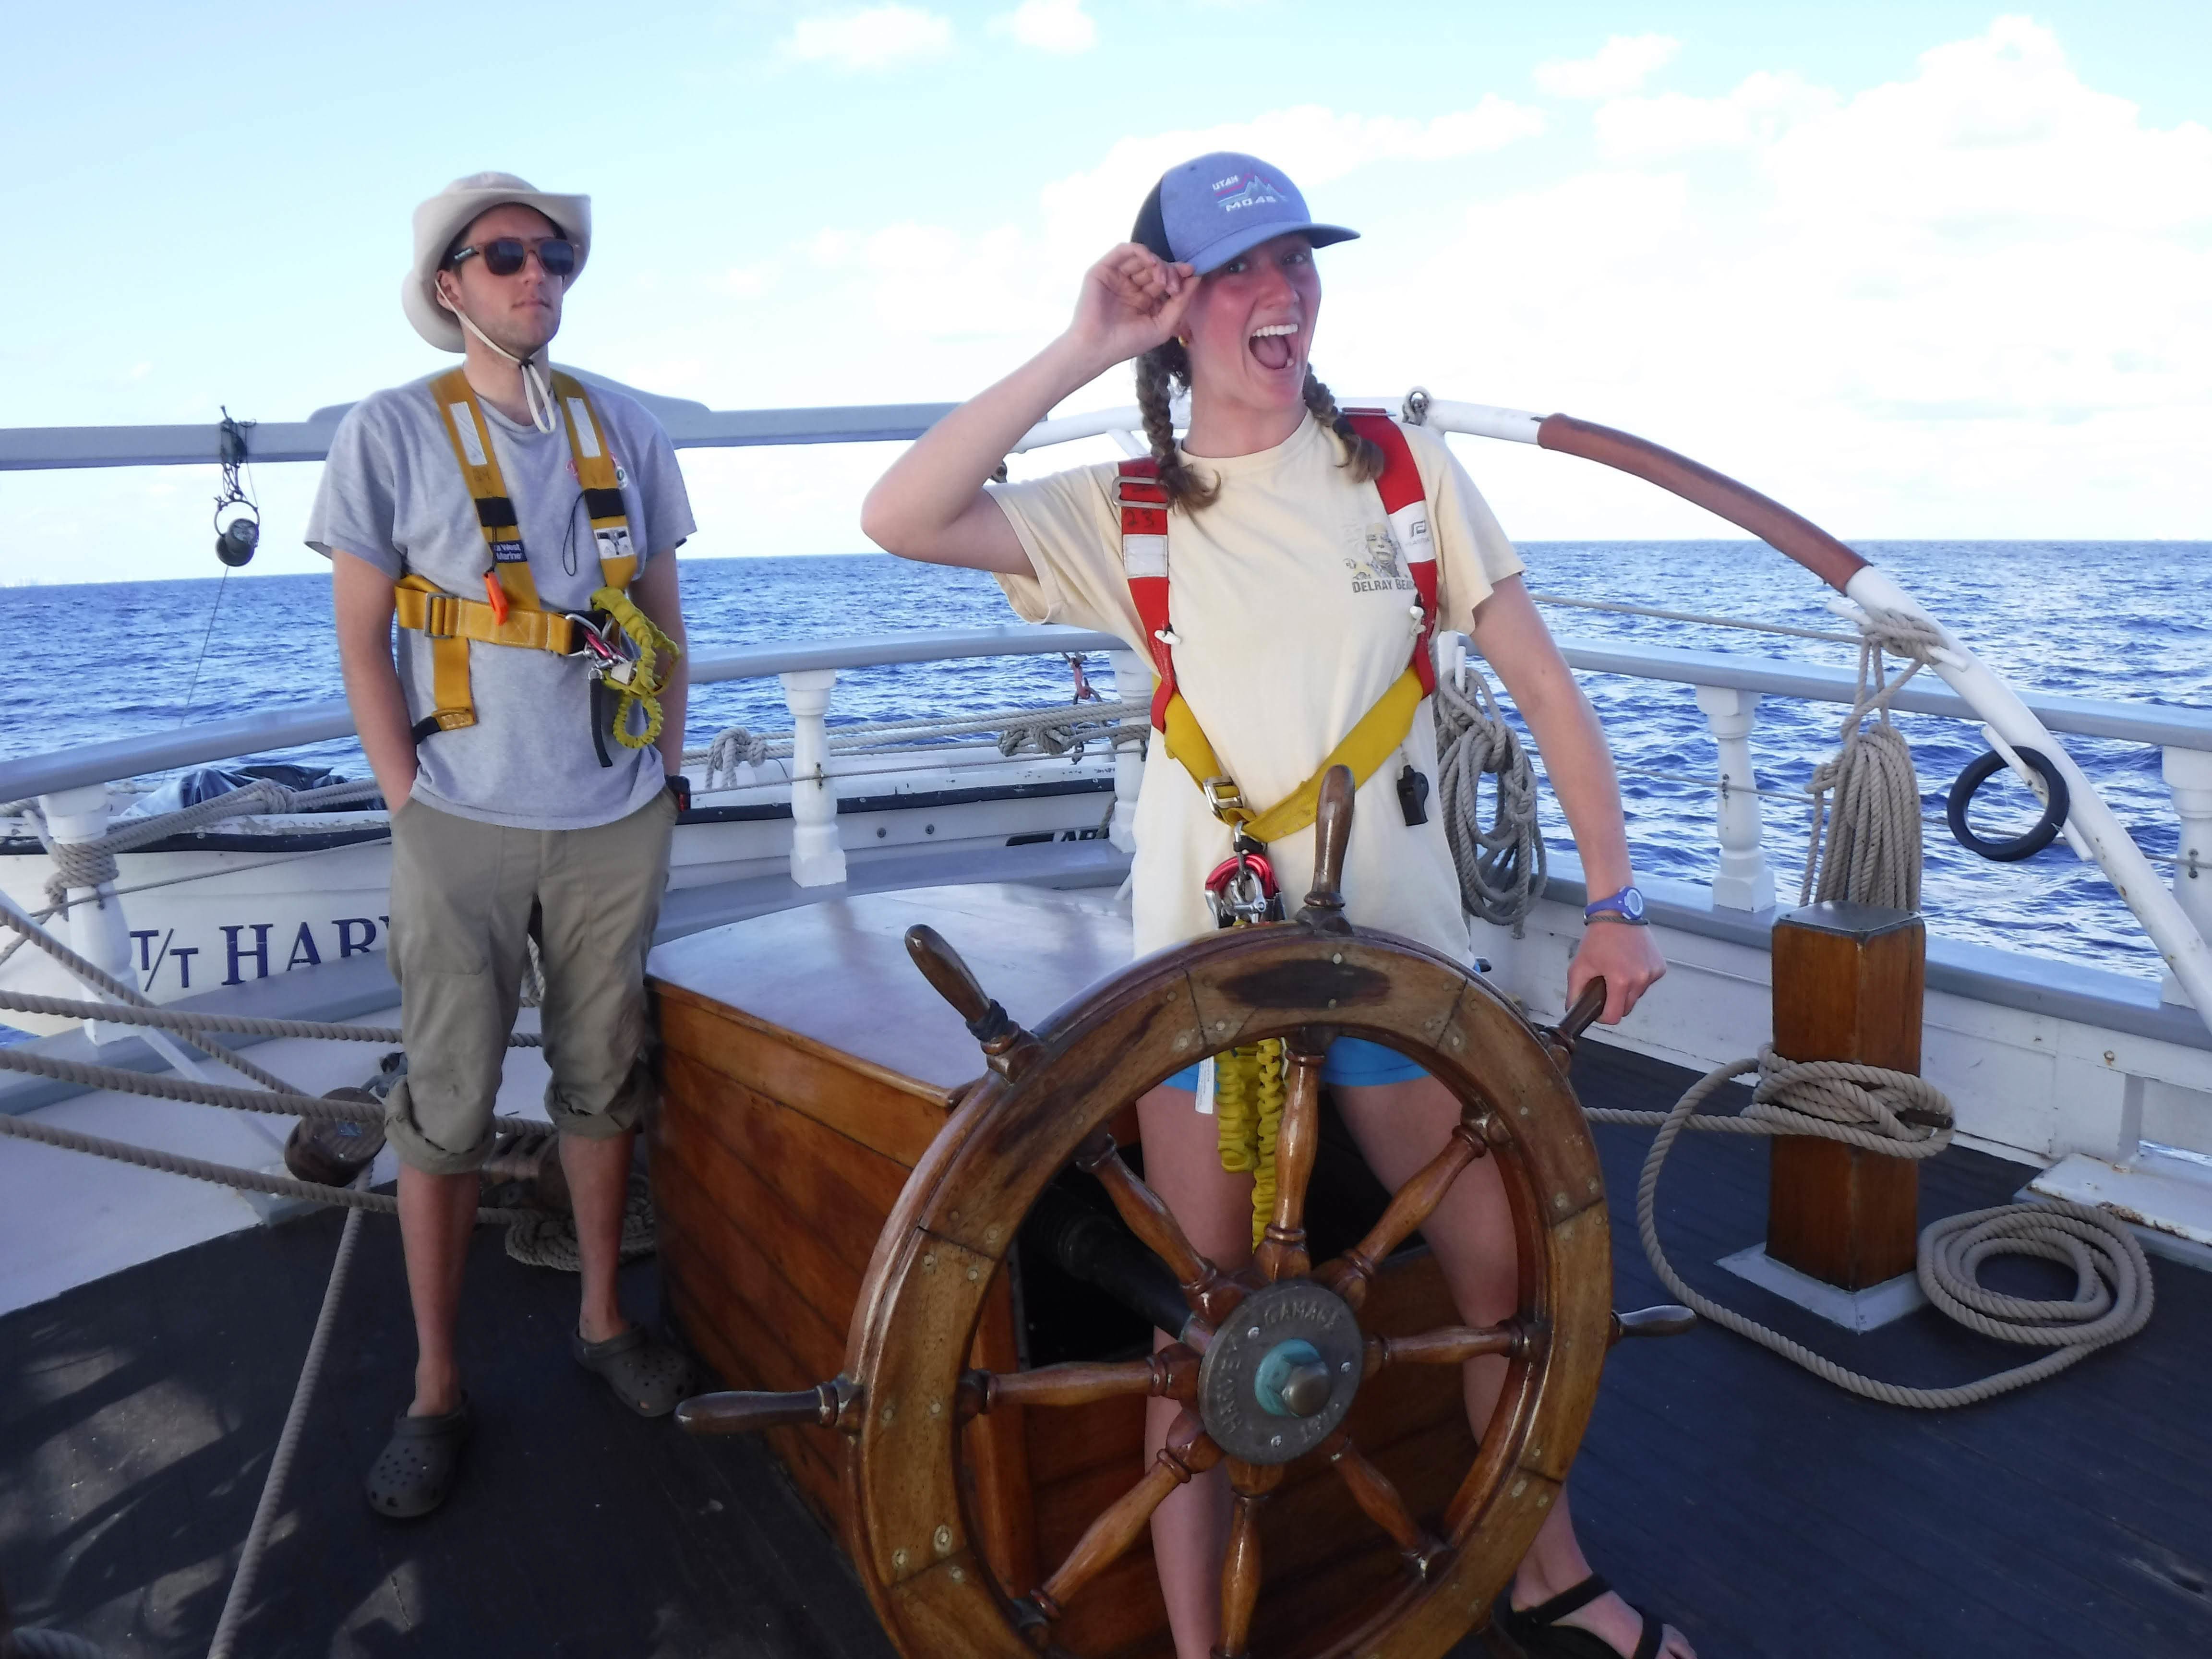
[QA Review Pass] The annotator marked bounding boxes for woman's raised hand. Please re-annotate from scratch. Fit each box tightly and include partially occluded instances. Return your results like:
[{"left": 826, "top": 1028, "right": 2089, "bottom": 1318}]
[{"left": 1067, "top": 243, "right": 1199, "bottom": 372}]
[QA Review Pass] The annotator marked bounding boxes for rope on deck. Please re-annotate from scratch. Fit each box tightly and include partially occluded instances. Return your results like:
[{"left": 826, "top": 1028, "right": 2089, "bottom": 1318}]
[
  {"left": 0, "top": 1108, "right": 523, "bottom": 1223},
  {"left": 1, "top": 909, "right": 300, "bottom": 1093},
  {"left": 205, "top": 1179, "right": 370, "bottom": 1659},
  {"left": 0, "top": 986, "right": 541, "bottom": 1048},
  {"left": 1589, "top": 1048, "right": 2154, "bottom": 1408}
]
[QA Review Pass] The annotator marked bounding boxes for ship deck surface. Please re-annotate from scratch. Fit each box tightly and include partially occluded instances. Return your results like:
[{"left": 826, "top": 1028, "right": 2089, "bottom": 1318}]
[{"left": 3, "top": 1042, "right": 2208, "bottom": 1659}]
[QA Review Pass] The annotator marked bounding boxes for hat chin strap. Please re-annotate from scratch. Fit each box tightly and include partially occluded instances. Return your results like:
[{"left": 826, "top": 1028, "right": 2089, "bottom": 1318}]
[{"left": 447, "top": 301, "right": 560, "bottom": 435}]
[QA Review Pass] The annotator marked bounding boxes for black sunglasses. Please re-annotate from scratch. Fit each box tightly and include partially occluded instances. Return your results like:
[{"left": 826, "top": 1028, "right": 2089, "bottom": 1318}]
[{"left": 449, "top": 237, "right": 577, "bottom": 279}]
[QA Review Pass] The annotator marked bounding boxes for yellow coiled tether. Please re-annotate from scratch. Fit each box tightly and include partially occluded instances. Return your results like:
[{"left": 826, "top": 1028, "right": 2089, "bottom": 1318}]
[
  {"left": 1213, "top": 1039, "right": 1287, "bottom": 1250},
  {"left": 590, "top": 585, "right": 681, "bottom": 749}
]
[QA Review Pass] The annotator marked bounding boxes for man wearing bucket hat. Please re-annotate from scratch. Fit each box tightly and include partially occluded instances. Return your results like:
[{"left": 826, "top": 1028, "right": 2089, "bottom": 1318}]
[{"left": 307, "top": 172, "right": 697, "bottom": 1519}]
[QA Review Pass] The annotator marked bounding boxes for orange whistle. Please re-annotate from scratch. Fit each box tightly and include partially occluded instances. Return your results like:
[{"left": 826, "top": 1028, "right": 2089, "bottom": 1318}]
[{"left": 483, "top": 571, "right": 510, "bottom": 625}]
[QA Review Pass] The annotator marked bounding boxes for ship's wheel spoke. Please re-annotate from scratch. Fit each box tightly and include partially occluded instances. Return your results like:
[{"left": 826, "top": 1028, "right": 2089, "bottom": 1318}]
[
  {"left": 1075, "top": 1129, "right": 1239, "bottom": 1325},
  {"left": 1213, "top": 1460, "right": 1284, "bottom": 1659},
  {"left": 1252, "top": 1037, "right": 1326, "bottom": 1283},
  {"left": 960, "top": 1346, "right": 1200, "bottom": 1419},
  {"left": 1320, "top": 1427, "right": 1451, "bottom": 1579},
  {"left": 1317, "top": 1105, "right": 1493, "bottom": 1311},
  {"left": 1016, "top": 1410, "right": 1224, "bottom": 1633},
  {"left": 1361, "top": 1321, "right": 1523, "bottom": 1378}
]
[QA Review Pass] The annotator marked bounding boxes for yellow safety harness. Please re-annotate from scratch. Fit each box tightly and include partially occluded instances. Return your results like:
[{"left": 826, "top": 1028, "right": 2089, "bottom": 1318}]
[
  {"left": 1117, "top": 408, "right": 1439, "bottom": 850},
  {"left": 1120, "top": 411, "right": 1440, "bottom": 1247},
  {"left": 396, "top": 367, "right": 676, "bottom": 757}
]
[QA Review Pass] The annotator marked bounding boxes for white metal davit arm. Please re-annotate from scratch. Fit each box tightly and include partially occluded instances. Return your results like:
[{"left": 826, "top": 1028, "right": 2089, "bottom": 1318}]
[{"left": 1413, "top": 390, "right": 2212, "bottom": 1033}]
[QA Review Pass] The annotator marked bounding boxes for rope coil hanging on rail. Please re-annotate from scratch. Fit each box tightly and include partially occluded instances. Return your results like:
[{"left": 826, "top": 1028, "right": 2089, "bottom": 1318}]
[
  {"left": 1433, "top": 661, "right": 1546, "bottom": 931},
  {"left": 1799, "top": 616, "right": 1945, "bottom": 912}
]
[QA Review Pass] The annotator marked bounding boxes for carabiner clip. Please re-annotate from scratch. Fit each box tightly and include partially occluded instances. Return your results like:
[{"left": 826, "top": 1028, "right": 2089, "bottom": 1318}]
[{"left": 1203, "top": 850, "right": 1281, "bottom": 928}]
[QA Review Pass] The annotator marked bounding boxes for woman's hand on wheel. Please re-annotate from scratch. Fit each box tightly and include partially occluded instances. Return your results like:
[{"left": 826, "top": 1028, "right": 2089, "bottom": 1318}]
[
  {"left": 1568, "top": 922, "right": 1666, "bottom": 1025},
  {"left": 1065, "top": 243, "right": 1198, "bottom": 373}
]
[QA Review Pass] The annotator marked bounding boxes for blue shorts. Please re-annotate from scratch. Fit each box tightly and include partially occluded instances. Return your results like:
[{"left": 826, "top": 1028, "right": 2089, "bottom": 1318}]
[{"left": 1161, "top": 1035, "right": 1427, "bottom": 1094}]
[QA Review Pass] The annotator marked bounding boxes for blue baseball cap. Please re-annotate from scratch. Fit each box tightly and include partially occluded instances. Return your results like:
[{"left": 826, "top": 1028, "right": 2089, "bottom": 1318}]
[{"left": 1131, "top": 152, "right": 1358, "bottom": 276}]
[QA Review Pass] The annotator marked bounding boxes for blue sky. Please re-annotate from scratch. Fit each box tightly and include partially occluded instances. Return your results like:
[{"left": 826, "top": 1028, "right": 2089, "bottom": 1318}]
[{"left": 4, "top": 2, "right": 2209, "bottom": 581}]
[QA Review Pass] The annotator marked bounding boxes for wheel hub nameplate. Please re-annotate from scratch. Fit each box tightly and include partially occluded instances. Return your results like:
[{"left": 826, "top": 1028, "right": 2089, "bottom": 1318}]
[{"left": 1197, "top": 1278, "right": 1363, "bottom": 1464}]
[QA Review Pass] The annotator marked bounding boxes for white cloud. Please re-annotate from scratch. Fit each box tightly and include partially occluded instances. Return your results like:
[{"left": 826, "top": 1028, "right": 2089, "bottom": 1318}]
[
  {"left": 782, "top": 5, "right": 952, "bottom": 72},
  {"left": 1535, "top": 34, "right": 1679, "bottom": 101},
  {"left": 1035, "top": 98, "right": 1546, "bottom": 252},
  {"left": 617, "top": 19, "right": 2212, "bottom": 547},
  {"left": 1595, "top": 70, "right": 1836, "bottom": 161},
  {"left": 990, "top": 0, "right": 1095, "bottom": 54},
  {"left": 1363, "top": 16, "right": 2212, "bottom": 537}
]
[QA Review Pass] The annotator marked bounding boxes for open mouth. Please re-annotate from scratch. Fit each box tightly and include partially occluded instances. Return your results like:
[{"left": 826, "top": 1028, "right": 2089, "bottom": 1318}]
[{"left": 1249, "top": 322, "right": 1299, "bottom": 372}]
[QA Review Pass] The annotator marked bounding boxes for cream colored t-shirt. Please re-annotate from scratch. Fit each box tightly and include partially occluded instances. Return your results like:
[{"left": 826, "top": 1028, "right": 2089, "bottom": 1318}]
[{"left": 991, "top": 413, "right": 1524, "bottom": 961}]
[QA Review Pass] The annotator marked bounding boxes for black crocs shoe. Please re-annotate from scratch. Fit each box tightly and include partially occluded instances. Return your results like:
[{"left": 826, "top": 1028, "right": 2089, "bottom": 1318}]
[{"left": 364, "top": 1396, "right": 472, "bottom": 1520}]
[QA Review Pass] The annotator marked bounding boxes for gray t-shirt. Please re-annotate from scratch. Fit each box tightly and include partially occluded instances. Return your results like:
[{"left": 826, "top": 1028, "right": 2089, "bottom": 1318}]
[{"left": 306, "top": 371, "right": 696, "bottom": 830}]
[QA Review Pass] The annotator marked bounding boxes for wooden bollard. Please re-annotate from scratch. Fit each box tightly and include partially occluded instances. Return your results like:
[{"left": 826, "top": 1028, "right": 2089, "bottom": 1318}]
[{"left": 1766, "top": 901, "right": 1924, "bottom": 1291}]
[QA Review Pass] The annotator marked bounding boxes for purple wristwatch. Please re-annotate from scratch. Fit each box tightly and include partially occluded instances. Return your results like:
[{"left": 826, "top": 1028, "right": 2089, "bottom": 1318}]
[{"left": 1585, "top": 884, "right": 1648, "bottom": 926}]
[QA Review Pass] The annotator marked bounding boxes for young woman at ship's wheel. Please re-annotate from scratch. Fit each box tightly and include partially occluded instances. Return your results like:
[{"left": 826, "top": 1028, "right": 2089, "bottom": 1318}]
[{"left": 864, "top": 153, "right": 1690, "bottom": 1659}]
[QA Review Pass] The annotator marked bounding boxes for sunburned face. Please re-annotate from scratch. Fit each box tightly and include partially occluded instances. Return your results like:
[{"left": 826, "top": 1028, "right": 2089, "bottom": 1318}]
[
  {"left": 434, "top": 203, "right": 567, "bottom": 360},
  {"left": 1181, "top": 232, "right": 1321, "bottom": 420}
]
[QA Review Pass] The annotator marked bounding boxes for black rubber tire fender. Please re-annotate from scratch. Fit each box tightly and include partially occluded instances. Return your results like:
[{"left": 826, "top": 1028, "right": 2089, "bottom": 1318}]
[{"left": 1946, "top": 745, "right": 2071, "bottom": 862}]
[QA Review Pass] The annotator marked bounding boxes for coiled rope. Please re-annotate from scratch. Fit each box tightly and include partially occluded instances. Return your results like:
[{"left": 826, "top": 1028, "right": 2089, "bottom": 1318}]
[
  {"left": 1432, "top": 662, "right": 1545, "bottom": 931},
  {"left": 1588, "top": 1052, "right": 2153, "bottom": 1408},
  {"left": 1592, "top": 604, "right": 2152, "bottom": 1407},
  {"left": 1800, "top": 617, "right": 1945, "bottom": 910}
]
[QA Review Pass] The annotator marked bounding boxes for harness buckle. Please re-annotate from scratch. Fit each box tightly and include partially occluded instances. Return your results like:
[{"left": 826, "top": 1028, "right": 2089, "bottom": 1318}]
[
  {"left": 423, "top": 595, "right": 454, "bottom": 640},
  {"left": 1201, "top": 776, "right": 1246, "bottom": 819},
  {"left": 1204, "top": 851, "right": 1281, "bottom": 929}
]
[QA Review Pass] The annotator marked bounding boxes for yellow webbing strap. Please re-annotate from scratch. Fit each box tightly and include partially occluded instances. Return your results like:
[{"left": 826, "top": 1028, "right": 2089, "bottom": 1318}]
[
  {"left": 1162, "top": 664, "right": 1425, "bottom": 846},
  {"left": 406, "top": 369, "right": 659, "bottom": 741}
]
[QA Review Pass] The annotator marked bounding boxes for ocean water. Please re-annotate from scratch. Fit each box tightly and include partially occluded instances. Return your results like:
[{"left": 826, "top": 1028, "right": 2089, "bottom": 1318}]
[{"left": 3, "top": 543, "right": 2205, "bottom": 988}]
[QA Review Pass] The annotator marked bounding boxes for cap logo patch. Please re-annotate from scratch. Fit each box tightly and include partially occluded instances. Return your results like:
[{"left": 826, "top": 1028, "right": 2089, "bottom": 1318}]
[{"left": 1212, "top": 172, "right": 1285, "bottom": 215}]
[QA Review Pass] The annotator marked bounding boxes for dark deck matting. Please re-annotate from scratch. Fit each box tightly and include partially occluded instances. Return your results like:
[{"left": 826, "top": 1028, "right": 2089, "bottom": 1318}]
[{"left": 4, "top": 1042, "right": 2210, "bottom": 1659}]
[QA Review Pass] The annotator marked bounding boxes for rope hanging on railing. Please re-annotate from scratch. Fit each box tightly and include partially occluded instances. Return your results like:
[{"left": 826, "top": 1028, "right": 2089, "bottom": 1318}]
[
  {"left": 18, "top": 778, "right": 388, "bottom": 914},
  {"left": 1587, "top": 1050, "right": 2153, "bottom": 1408},
  {"left": 1800, "top": 617, "right": 1945, "bottom": 910},
  {"left": 693, "top": 698, "right": 1147, "bottom": 791},
  {"left": 1433, "top": 661, "right": 1546, "bottom": 931}
]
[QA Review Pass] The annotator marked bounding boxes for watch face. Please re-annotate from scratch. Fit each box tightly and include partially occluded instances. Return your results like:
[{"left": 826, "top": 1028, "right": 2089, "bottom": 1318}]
[{"left": 1620, "top": 886, "right": 1646, "bottom": 920}]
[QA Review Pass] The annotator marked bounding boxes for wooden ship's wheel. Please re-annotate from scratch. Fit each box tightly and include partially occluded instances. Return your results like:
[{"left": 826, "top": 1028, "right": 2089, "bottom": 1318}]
[{"left": 676, "top": 770, "right": 1688, "bottom": 1659}]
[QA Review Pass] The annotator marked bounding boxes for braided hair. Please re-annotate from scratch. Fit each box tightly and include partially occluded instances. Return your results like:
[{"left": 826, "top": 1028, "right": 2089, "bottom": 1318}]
[
  {"left": 1134, "top": 349, "right": 1385, "bottom": 513},
  {"left": 1134, "top": 339, "right": 1218, "bottom": 512},
  {"left": 1300, "top": 366, "right": 1385, "bottom": 484}
]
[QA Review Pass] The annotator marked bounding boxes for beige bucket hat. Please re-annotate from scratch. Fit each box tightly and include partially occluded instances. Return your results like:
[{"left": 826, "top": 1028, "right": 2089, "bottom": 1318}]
[{"left": 402, "top": 172, "right": 592, "bottom": 352}]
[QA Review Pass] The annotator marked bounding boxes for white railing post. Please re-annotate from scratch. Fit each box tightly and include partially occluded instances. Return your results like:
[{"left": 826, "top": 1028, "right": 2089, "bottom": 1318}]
[
  {"left": 2161, "top": 745, "right": 2212, "bottom": 1007},
  {"left": 1105, "top": 648, "right": 1147, "bottom": 855},
  {"left": 38, "top": 784, "right": 133, "bottom": 1044},
  {"left": 779, "top": 669, "right": 847, "bottom": 888},
  {"left": 1692, "top": 685, "right": 1776, "bottom": 912}
]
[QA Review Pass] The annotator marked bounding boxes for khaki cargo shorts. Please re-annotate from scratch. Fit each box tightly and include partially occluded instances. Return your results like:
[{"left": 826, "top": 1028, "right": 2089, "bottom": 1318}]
[{"left": 382, "top": 789, "right": 677, "bottom": 1175}]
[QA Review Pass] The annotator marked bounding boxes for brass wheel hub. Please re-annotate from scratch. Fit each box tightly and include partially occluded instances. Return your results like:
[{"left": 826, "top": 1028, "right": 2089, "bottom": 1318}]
[{"left": 1197, "top": 1278, "right": 1363, "bottom": 1464}]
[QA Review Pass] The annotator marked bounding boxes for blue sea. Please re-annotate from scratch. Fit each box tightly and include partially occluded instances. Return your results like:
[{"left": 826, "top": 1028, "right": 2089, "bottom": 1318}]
[{"left": 3, "top": 544, "right": 2206, "bottom": 992}]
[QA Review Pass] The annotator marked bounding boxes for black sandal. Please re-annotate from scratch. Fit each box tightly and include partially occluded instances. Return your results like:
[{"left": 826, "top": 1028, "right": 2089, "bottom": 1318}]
[
  {"left": 572, "top": 1325, "right": 693, "bottom": 1417},
  {"left": 364, "top": 1396, "right": 471, "bottom": 1520},
  {"left": 1497, "top": 1575, "right": 1663, "bottom": 1659}
]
